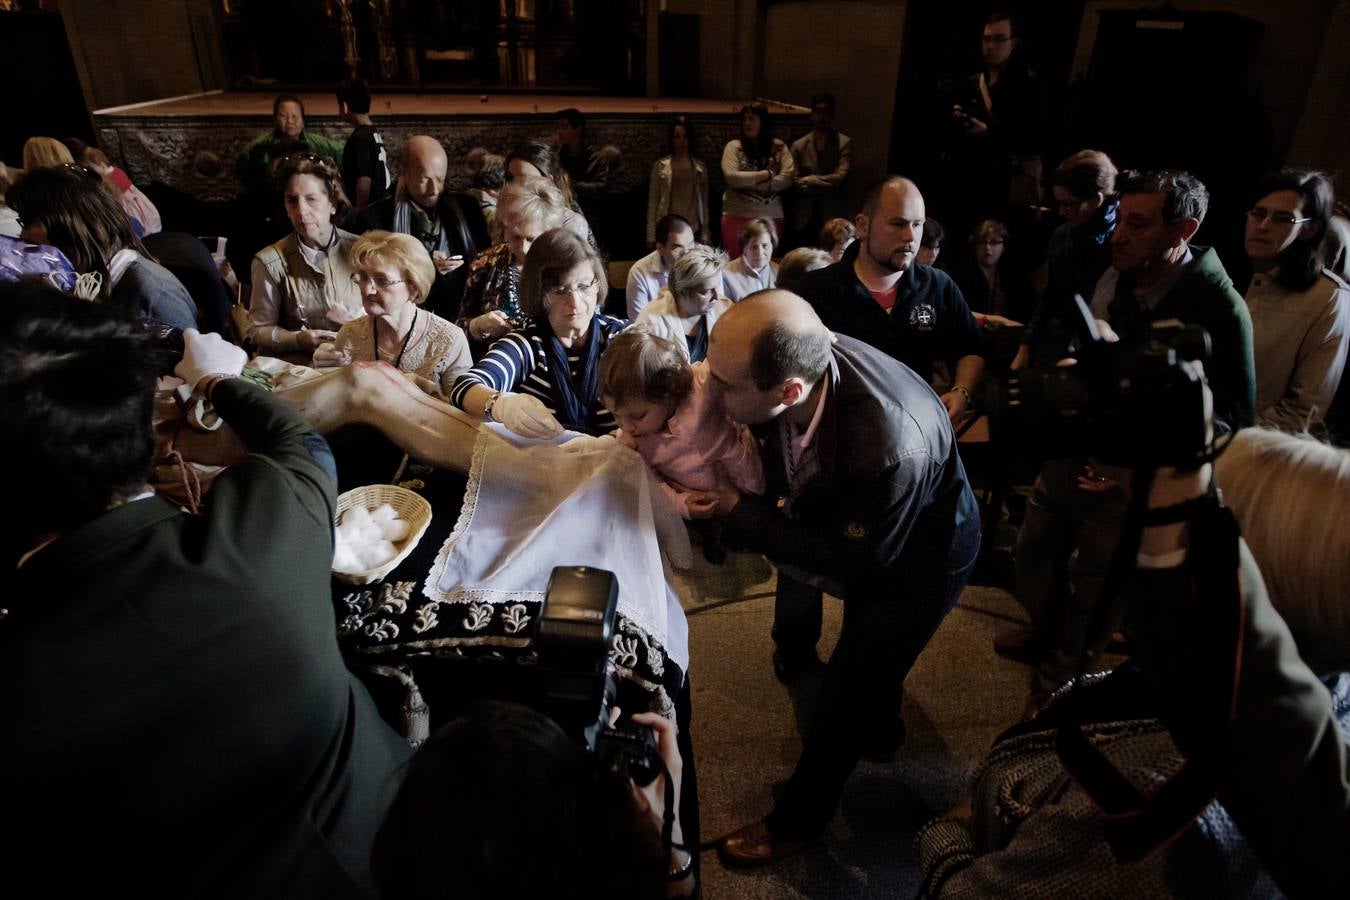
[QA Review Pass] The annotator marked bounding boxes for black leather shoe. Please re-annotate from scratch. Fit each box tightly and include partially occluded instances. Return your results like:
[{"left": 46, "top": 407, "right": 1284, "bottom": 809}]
[
  {"left": 772, "top": 649, "right": 823, "bottom": 684},
  {"left": 717, "top": 820, "right": 813, "bottom": 867}
]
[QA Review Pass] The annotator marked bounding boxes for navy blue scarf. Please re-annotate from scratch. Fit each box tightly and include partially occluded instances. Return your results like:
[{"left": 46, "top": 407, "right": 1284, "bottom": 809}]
[{"left": 537, "top": 316, "right": 603, "bottom": 433}]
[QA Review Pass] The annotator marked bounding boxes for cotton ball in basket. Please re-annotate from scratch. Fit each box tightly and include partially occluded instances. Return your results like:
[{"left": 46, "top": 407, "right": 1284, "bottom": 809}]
[
  {"left": 358, "top": 540, "right": 399, "bottom": 569},
  {"left": 342, "top": 505, "right": 373, "bottom": 528},
  {"left": 332, "top": 543, "right": 362, "bottom": 573},
  {"left": 370, "top": 503, "right": 398, "bottom": 524},
  {"left": 378, "top": 518, "right": 410, "bottom": 542}
]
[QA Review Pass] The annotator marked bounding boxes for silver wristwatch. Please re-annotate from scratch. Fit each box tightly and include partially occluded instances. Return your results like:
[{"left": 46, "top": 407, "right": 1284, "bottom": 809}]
[{"left": 482, "top": 391, "right": 502, "bottom": 422}]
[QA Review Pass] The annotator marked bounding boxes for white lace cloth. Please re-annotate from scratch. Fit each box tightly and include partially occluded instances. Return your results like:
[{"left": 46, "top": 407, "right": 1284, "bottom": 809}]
[{"left": 427, "top": 426, "right": 692, "bottom": 673}]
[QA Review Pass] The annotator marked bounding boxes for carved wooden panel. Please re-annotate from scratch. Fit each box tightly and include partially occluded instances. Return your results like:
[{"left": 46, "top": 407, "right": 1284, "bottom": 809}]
[{"left": 95, "top": 111, "right": 809, "bottom": 200}]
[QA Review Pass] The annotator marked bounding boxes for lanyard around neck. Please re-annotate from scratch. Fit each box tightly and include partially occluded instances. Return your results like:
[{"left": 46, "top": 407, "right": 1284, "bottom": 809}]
[{"left": 375, "top": 308, "right": 419, "bottom": 369}]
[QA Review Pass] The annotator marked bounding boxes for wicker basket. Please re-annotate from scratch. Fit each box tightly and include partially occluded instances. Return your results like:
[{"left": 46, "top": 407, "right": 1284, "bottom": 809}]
[{"left": 333, "top": 484, "right": 433, "bottom": 585}]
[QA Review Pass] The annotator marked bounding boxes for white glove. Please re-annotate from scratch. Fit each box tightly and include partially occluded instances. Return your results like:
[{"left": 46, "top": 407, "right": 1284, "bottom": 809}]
[
  {"left": 311, "top": 341, "right": 350, "bottom": 368},
  {"left": 175, "top": 328, "right": 247, "bottom": 392},
  {"left": 490, "top": 392, "right": 564, "bottom": 440}
]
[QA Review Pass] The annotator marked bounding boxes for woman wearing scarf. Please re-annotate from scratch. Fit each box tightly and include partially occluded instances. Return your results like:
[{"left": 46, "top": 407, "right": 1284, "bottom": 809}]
[
  {"left": 1012, "top": 150, "right": 1119, "bottom": 370},
  {"left": 634, "top": 244, "right": 732, "bottom": 364},
  {"left": 450, "top": 228, "right": 627, "bottom": 438},
  {"left": 249, "top": 154, "right": 363, "bottom": 363}
]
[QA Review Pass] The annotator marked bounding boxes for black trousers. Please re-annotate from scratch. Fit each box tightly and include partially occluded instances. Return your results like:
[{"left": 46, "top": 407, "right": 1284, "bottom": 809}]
[{"left": 765, "top": 540, "right": 979, "bottom": 838}]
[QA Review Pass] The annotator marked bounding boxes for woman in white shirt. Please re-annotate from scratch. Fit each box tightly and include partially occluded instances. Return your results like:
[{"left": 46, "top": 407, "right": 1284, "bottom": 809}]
[
  {"left": 648, "top": 117, "right": 710, "bottom": 245},
  {"left": 635, "top": 244, "right": 732, "bottom": 363},
  {"left": 720, "top": 217, "right": 779, "bottom": 302},
  {"left": 1243, "top": 167, "right": 1350, "bottom": 436}
]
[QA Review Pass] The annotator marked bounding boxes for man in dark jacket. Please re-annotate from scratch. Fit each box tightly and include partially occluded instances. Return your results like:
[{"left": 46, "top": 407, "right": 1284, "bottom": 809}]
[
  {"left": 352, "top": 135, "right": 490, "bottom": 320},
  {"left": 795, "top": 176, "right": 984, "bottom": 421},
  {"left": 706, "top": 291, "right": 981, "bottom": 865},
  {"left": 1, "top": 283, "right": 411, "bottom": 897}
]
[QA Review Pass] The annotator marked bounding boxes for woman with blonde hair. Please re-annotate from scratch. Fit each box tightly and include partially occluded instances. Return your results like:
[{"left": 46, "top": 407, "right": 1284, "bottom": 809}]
[
  {"left": 456, "top": 175, "right": 574, "bottom": 357},
  {"left": 321, "top": 231, "right": 472, "bottom": 397},
  {"left": 22, "top": 136, "right": 74, "bottom": 171},
  {"left": 635, "top": 244, "right": 732, "bottom": 363}
]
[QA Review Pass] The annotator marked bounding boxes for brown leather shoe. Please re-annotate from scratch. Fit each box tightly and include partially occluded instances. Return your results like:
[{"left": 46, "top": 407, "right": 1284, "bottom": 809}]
[
  {"left": 992, "top": 624, "right": 1044, "bottom": 665},
  {"left": 717, "top": 819, "right": 810, "bottom": 867}
]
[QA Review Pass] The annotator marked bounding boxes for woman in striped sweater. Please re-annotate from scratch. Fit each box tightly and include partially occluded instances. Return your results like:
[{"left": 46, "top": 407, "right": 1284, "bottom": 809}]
[{"left": 451, "top": 228, "right": 628, "bottom": 438}]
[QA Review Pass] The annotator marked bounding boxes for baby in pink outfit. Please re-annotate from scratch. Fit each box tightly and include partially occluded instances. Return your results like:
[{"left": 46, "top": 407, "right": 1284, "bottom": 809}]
[{"left": 599, "top": 331, "right": 764, "bottom": 559}]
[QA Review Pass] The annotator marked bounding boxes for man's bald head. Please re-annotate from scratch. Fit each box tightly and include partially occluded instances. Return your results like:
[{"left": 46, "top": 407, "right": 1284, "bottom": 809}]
[
  {"left": 709, "top": 290, "right": 833, "bottom": 424},
  {"left": 403, "top": 136, "right": 449, "bottom": 209},
  {"left": 856, "top": 177, "right": 925, "bottom": 274},
  {"left": 860, "top": 176, "right": 922, "bottom": 218}
]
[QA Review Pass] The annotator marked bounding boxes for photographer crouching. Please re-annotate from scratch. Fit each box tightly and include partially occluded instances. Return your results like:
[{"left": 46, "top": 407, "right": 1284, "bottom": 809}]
[
  {"left": 373, "top": 700, "right": 696, "bottom": 899},
  {"left": 917, "top": 315, "right": 1350, "bottom": 896}
]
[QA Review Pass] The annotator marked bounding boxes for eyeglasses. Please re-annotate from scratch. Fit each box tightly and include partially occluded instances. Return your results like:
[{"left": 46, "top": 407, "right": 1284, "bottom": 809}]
[
  {"left": 350, "top": 272, "right": 405, "bottom": 289},
  {"left": 546, "top": 277, "right": 600, "bottom": 299},
  {"left": 1246, "top": 207, "right": 1312, "bottom": 227},
  {"left": 982, "top": 35, "right": 1013, "bottom": 44}
]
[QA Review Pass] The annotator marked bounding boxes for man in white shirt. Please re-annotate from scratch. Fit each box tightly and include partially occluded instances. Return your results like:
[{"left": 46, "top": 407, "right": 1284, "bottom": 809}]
[{"left": 626, "top": 214, "right": 694, "bottom": 319}]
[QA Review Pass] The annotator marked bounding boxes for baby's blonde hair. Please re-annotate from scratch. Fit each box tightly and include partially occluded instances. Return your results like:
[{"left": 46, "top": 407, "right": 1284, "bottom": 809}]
[{"left": 598, "top": 330, "right": 693, "bottom": 409}]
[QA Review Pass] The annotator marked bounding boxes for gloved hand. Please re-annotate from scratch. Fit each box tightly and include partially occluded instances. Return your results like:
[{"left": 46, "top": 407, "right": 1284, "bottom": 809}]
[
  {"left": 490, "top": 392, "right": 564, "bottom": 440},
  {"left": 175, "top": 328, "right": 247, "bottom": 392},
  {"left": 311, "top": 341, "right": 350, "bottom": 368}
]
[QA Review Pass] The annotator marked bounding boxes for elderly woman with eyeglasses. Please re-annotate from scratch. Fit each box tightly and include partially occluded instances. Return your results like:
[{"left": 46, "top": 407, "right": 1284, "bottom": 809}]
[
  {"left": 450, "top": 228, "right": 627, "bottom": 438},
  {"left": 320, "top": 231, "right": 472, "bottom": 397},
  {"left": 248, "top": 154, "right": 364, "bottom": 363}
]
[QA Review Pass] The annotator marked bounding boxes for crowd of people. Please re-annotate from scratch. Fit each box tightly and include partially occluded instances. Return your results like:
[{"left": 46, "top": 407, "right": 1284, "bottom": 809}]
[{"left": 4, "top": 10, "right": 1350, "bottom": 899}]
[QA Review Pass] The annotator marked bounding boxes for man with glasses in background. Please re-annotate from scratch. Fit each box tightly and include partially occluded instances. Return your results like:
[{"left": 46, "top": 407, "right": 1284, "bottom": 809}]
[{"left": 949, "top": 12, "right": 1045, "bottom": 228}]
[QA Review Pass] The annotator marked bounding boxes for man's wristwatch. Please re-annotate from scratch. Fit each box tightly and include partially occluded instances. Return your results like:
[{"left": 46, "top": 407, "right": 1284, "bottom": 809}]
[
  {"left": 952, "top": 385, "right": 973, "bottom": 405},
  {"left": 482, "top": 391, "right": 502, "bottom": 422}
]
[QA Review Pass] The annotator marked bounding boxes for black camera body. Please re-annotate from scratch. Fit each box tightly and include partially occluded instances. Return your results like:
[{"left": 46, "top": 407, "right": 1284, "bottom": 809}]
[
  {"left": 984, "top": 297, "right": 1211, "bottom": 467},
  {"left": 535, "top": 566, "right": 663, "bottom": 786}
]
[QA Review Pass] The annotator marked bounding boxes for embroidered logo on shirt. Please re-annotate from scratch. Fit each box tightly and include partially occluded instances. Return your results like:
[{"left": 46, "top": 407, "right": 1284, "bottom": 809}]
[
  {"left": 844, "top": 522, "right": 867, "bottom": 540},
  {"left": 909, "top": 303, "right": 937, "bottom": 332}
]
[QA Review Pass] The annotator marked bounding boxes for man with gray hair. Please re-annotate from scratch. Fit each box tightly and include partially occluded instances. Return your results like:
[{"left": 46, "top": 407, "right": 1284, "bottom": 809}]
[{"left": 704, "top": 290, "right": 980, "bottom": 865}]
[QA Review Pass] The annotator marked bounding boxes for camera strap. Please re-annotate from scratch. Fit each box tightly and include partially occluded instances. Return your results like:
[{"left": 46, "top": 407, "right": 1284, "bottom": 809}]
[{"left": 1056, "top": 490, "right": 1243, "bottom": 862}]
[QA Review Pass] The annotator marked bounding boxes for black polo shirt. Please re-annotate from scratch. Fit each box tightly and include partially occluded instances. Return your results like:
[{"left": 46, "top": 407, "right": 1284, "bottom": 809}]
[{"left": 793, "top": 241, "right": 983, "bottom": 383}]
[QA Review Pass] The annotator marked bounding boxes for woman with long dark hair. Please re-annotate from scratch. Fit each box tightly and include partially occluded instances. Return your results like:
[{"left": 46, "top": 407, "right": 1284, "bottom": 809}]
[
  {"left": 9, "top": 165, "right": 196, "bottom": 330},
  {"left": 648, "top": 117, "right": 710, "bottom": 244},
  {"left": 719, "top": 103, "right": 794, "bottom": 257},
  {"left": 1243, "top": 167, "right": 1350, "bottom": 434}
]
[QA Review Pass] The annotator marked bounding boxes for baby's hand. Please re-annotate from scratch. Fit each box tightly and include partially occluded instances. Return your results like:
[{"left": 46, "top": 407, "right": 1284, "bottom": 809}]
[{"left": 685, "top": 493, "right": 719, "bottom": 519}]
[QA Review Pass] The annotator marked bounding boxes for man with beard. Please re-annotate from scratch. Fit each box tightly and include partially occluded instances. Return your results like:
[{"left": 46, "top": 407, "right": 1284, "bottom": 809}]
[
  {"left": 794, "top": 176, "right": 984, "bottom": 422},
  {"left": 777, "top": 176, "right": 984, "bottom": 687}
]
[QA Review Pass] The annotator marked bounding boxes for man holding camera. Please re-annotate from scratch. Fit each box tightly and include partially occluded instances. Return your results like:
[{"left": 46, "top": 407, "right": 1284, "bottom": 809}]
[
  {"left": 704, "top": 290, "right": 981, "bottom": 865},
  {"left": 1004, "top": 169, "right": 1255, "bottom": 709}
]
